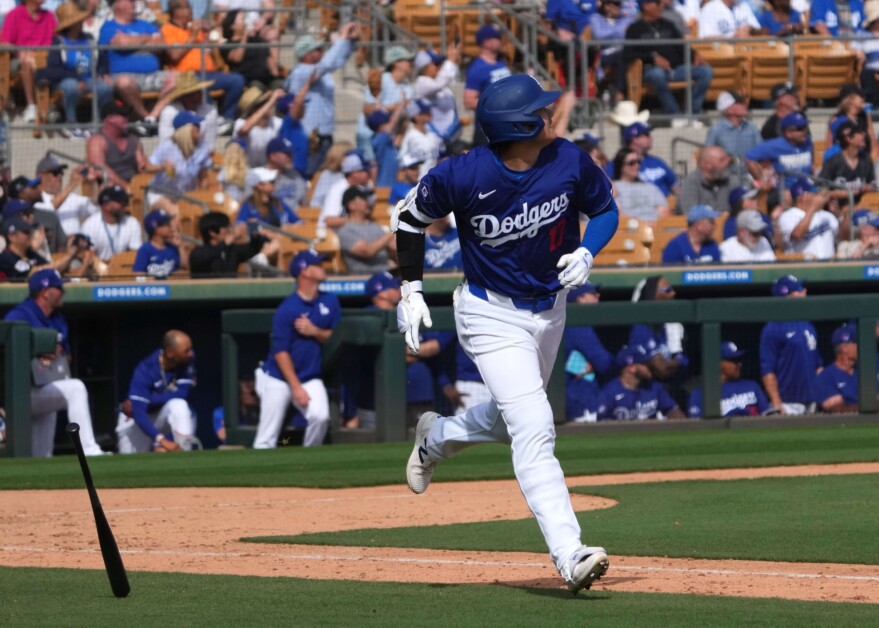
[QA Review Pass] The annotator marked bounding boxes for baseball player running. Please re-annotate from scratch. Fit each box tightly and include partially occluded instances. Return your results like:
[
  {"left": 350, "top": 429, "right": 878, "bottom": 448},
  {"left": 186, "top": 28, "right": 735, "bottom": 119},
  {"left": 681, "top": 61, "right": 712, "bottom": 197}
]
[
  {"left": 393, "top": 74, "right": 619, "bottom": 593},
  {"left": 116, "top": 330, "right": 199, "bottom": 453}
]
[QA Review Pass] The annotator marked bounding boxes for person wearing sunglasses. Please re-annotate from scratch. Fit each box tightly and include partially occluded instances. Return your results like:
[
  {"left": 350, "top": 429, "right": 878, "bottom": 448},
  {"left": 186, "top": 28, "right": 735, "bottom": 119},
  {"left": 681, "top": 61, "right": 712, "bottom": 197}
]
[
  {"left": 611, "top": 148, "right": 669, "bottom": 224},
  {"left": 745, "top": 111, "right": 814, "bottom": 192}
]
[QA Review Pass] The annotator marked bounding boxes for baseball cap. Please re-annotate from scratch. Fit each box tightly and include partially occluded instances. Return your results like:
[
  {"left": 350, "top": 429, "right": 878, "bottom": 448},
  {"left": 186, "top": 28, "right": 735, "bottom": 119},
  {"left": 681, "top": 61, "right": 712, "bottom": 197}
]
[
  {"left": 574, "top": 133, "right": 602, "bottom": 151},
  {"left": 2, "top": 199, "right": 33, "bottom": 218},
  {"left": 295, "top": 35, "right": 324, "bottom": 57},
  {"left": 266, "top": 136, "right": 295, "bottom": 158},
  {"left": 9, "top": 176, "right": 41, "bottom": 199},
  {"left": 104, "top": 99, "right": 132, "bottom": 118},
  {"left": 383, "top": 45, "right": 415, "bottom": 67},
  {"left": 28, "top": 268, "right": 64, "bottom": 293},
  {"left": 97, "top": 184, "right": 129, "bottom": 205},
  {"left": 772, "top": 274, "right": 805, "bottom": 297},
  {"left": 780, "top": 111, "right": 808, "bottom": 130},
  {"left": 289, "top": 249, "right": 328, "bottom": 277},
  {"left": 364, "top": 271, "right": 400, "bottom": 298},
  {"left": 35, "top": 155, "right": 68, "bottom": 175},
  {"left": 834, "top": 119, "right": 861, "bottom": 144},
  {"left": 276, "top": 92, "right": 298, "bottom": 115},
  {"left": 341, "top": 152, "right": 370, "bottom": 174},
  {"left": 716, "top": 91, "right": 745, "bottom": 113},
  {"left": 3, "top": 215, "right": 33, "bottom": 237},
  {"left": 720, "top": 341, "right": 747, "bottom": 361},
  {"left": 770, "top": 82, "right": 798, "bottom": 101},
  {"left": 405, "top": 99, "right": 432, "bottom": 119},
  {"left": 566, "top": 282, "right": 600, "bottom": 303},
  {"left": 868, "top": 217, "right": 879, "bottom": 229},
  {"left": 728, "top": 186, "right": 758, "bottom": 208},
  {"left": 790, "top": 177, "right": 817, "bottom": 202},
  {"left": 616, "top": 344, "right": 650, "bottom": 368},
  {"left": 400, "top": 154, "right": 424, "bottom": 169},
  {"left": 414, "top": 49, "right": 445, "bottom": 72},
  {"left": 623, "top": 122, "right": 651, "bottom": 143},
  {"left": 173, "top": 110, "right": 204, "bottom": 129},
  {"left": 476, "top": 23, "right": 502, "bottom": 45},
  {"left": 832, "top": 323, "right": 857, "bottom": 347},
  {"left": 687, "top": 204, "right": 721, "bottom": 224},
  {"left": 852, "top": 208, "right": 874, "bottom": 227},
  {"left": 144, "top": 209, "right": 172, "bottom": 235},
  {"left": 341, "top": 185, "right": 370, "bottom": 207},
  {"left": 244, "top": 166, "right": 278, "bottom": 190},
  {"left": 366, "top": 109, "right": 391, "bottom": 132},
  {"left": 735, "top": 209, "right": 766, "bottom": 233}
]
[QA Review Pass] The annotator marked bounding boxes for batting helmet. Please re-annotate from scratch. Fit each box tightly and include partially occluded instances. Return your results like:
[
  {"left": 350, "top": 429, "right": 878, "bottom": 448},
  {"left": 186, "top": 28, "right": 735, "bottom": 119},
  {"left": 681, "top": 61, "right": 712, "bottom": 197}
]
[{"left": 476, "top": 75, "right": 560, "bottom": 144}]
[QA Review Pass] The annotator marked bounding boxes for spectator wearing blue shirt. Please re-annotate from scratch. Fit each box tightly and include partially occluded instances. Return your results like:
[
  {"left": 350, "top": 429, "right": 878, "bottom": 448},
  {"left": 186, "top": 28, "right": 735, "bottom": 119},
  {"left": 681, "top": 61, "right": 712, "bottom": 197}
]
[
  {"left": 760, "top": 275, "right": 823, "bottom": 415},
  {"left": 815, "top": 324, "right": 860, "bottom": 413},
  {"left": 133, "top": 209, "right": 184, "bottom": 279},
  {"left": 547, "top": 0, "right": 598, "bottom": 38},
  {"left": 116, "top": 330, "right": 199, "bottom": 453},
  {"left": 745, "top": 112, "right": 814, "bottom": 190},
  {"left": 265, "top": 137, "right": 307, "bottom": 210},
  {"left": 276, "top": 87, "right": 312, "bottom": 180},
  {"left": 424, "top": 216, "right": 462, "bottom": 271},
  {"left": 688, "top": 341, "right": 772, "bottom": 418},
  {"left": 704, "top": 91, "right": 762, "bottom": 160},
  {"left": 605, "top": 122, "right": 678, "bottom": 195},
  {"left": 759, "top": 0, "right": 805, "bottom": 36},
  {"left": 389, "top": 156, "right": 423, "bottom": 204},
  {"left": 235, "top": 166, "right": 300, "bottom": 227},
  {"left": 366, "top": 103, "right": 406, "bottom": 188},
  {"left": 464, "top": 24, "right": 512, "bottom": 146},
  {"left": 147, "top": 110, "right": 214, "bottom": 213},
  {"left": 662, "top": 205, "right": 722, "bottom": 264},
  {"left": 253, "top": 250, "right": 341, "bottom": 448},
  {"left": 597, "top": 344, "right": 684, "bottom": 420},
  {"left": 809, "top": 0, "right": 864, "bottom": 36},
  {"left": 564, "top": 283, "right": 614, "bottom": 422}
]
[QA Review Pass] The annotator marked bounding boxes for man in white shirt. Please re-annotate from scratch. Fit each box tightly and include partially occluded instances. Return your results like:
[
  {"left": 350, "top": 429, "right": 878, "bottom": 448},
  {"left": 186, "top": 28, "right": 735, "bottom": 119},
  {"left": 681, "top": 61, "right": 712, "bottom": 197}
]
[
  {"left": 33, "top": 155, "right": 99, "bottom": 237},
  {"left": 720, "top": 209, "right": 777, "bottom": 262},
  {"left": 398, "top": 100, "right": 444, "bottom": 179},
  {"left": 699, "top": 0, "right": 761, "bottom": 38},
  {"left": 80, "top": 185, "right": 143, "bottom": 262},
  {"left": 320, "top": 151, "right": 373, "bottom": 230},
  {"left": 777, "top": 180, "right": 841, "bottom": 260}
]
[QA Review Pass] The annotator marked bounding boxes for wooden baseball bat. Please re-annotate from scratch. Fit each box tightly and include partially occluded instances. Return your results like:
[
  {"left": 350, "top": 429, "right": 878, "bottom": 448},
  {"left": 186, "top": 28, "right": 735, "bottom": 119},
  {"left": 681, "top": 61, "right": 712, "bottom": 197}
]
[{"left": 66, "top": 423, "right": 130, "bottom": 598}]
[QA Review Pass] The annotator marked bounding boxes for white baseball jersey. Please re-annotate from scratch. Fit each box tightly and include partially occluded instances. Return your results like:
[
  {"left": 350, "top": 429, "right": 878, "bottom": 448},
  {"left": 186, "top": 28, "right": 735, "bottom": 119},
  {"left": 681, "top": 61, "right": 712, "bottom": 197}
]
[
  {"left": 699, "top": 0, "right": 760, "bottom": 37},
  {"left": 778, "top": 207, "right": 839, "bottom": 260},
  {"left": 719, "top": 235, "right": 777, "bottom": 262},
  {"left": 398, "top": 126, "right": 444, "bottom": 179}
]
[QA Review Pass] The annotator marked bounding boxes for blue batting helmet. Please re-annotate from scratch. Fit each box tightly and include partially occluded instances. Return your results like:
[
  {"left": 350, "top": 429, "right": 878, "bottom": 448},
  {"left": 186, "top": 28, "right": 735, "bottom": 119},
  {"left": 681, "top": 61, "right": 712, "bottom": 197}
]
[{"left": 476, "top": 75, "right": 560, "bottom": 144}]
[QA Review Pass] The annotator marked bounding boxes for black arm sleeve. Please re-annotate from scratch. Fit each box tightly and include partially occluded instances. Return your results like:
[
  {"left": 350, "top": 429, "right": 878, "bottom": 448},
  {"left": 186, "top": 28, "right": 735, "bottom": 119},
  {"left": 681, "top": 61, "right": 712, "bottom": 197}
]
[{"left": 396, "top": 229, "right": 426, "bottom": 283}]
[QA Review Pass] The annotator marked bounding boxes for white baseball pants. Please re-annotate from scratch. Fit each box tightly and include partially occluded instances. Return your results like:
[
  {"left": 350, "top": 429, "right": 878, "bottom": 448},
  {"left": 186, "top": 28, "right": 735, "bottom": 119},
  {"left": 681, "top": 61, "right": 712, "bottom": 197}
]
[
  {"left": 116, "top": 398, "right": 196, "bottom": 454},
  {"left": 30, "top": 378, "right": 102, "bottom": 457},
  {"left": 423, "top": 283, "right": 584, "bottom": 570},
  {"left": 253, "top": 368, "right": 330, "bottom": 448}
]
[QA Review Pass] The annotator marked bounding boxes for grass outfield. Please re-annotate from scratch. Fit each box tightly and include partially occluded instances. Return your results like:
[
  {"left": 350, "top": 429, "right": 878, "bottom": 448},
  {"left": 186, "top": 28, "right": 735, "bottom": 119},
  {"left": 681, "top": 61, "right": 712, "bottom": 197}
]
[
  {"left": 1, "top": 423, "right": 878, "bottom": 490},
  {"left": 2, "top": 567, "right": 875, "bottom": 627},
  {"left": 252, "top": 475, "right": 879, "bottom": 565}
]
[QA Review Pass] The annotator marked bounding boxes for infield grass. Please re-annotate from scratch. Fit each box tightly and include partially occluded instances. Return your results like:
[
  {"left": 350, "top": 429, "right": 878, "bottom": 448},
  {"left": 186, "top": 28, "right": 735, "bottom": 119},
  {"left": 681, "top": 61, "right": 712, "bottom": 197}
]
[
  {"left": 2, "top": 567, "right": 875, "bottom": 627},
  {"left": 1, "top": 423, "right": 878, "bottom": 490},
  {"left": 252, "top": 474, "right": 879, "bottom": 565}
]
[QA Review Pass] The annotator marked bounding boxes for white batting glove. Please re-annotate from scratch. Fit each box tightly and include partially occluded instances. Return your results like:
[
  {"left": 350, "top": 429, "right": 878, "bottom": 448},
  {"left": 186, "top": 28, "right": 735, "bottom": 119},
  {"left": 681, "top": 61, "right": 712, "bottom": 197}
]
[
  {"left": 556, "top": 247, "right": 594, "bottom": 289},
  {"left": 397, "top": 280, "right": 433, "bottom": 354}
]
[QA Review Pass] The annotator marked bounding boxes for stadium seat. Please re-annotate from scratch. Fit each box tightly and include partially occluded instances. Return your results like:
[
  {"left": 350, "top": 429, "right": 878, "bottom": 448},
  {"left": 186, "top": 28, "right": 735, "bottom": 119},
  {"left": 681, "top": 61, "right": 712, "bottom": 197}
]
[
  {"left": 736, "top": 41, "right": 791, "bottom": 103},
  {"left": 626, "top": 58, "right": 692, "bottom": 109},
  {"left": 104, "top": 250, "right": 139, "bottom": 279},
  {"left": 691, "top": 42, "right": 747, "bottom": 105}
]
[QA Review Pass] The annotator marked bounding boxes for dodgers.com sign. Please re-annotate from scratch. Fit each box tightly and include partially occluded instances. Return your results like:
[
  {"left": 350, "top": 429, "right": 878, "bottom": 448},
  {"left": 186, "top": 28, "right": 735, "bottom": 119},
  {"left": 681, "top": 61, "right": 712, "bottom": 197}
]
[
  {"left": 681, "top": 270, "right": 752, "bottom": 285},
  {"left": 93, "top": 285, "right": 170, "bottom": 301},
  {"left": 321, "top": 280, "right": 367, "bottom": 295},
  {"left": 864, "top": 266, "right": 879, "bottom": 279}
]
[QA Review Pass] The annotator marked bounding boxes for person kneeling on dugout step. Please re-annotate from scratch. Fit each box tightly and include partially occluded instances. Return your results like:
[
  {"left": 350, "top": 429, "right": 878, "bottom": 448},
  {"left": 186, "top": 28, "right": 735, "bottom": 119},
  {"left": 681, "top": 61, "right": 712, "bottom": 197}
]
[{"left": 116, "top": 330, "right": 201, "bottom": 453}]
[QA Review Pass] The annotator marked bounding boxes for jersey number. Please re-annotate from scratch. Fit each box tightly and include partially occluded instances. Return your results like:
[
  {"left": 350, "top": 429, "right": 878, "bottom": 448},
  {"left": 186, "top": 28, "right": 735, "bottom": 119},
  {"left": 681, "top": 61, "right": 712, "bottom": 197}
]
[{"left": 548, "top": 217, "right": 567, "bottom": 252}]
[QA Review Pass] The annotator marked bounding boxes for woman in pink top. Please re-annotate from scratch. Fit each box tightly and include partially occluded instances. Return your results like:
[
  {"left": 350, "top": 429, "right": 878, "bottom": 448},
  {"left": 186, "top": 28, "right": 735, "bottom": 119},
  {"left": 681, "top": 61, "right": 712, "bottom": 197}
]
[{"left": 1, "top": 0, "right": 58, "bottom": 122}]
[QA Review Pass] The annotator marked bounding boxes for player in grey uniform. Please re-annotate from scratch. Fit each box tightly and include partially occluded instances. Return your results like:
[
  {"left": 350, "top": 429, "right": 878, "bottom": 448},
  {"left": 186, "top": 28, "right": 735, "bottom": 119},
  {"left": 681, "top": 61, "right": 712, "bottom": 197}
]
[{"left": 392, "top": 75, "right": 619, "bottom": 593}]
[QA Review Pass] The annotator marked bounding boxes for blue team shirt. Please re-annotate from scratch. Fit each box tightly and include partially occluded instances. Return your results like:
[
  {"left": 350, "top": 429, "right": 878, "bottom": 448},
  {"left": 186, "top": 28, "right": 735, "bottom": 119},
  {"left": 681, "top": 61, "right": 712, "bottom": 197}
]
[
  {"left": 759, "top": 8, "right": 803, "bottom": 35},
  {"left": 406, "top": 331, "right": 453, "bottom": 403},
  {"left": 688, "top": 379, "right": 770, "bottom": 417},
  {"left": 605, "top": 154, "right": 677, "bottom": 196},
  {"left": 465, "top": 58, "right": 512, "bottom": 94},
  {"left": 278, "top": 116, "right": 310, "bottom": 179},
  {"left": 759, "top": 320, "right": 821, "bottom": 404},
  {"left": 545, "top": 0, "right": 598, "bottom": 35},
  {"left": 263, "top": 291, "right": 341, "bottom": 382},
  {"left": 814, "top": 363, "right": 858, "bottom": 407},
  {"left": 424, "top": 228, "right": 463, "bottom": 271},
  {"left": 455, "top": 342, "right": 483, "bottom": 383},
  {"left": 132, "top": 242, "right": 181, "bottom": 278},
  {"left": 372, "top": 131, "right": 399, "bottom": 188},
  {"left": 629, "top": 324, "right": 674, "bottom": 360},
  {"left": 564, "top": 325, "right": 614, "bottom": 419},
  {"left": 128, "top": 348, "right": 196, "bottom": 438},
  {"left": 745, "top": 137, "right": 813, "bottom": 186},
  {"left": 98, "top": 19, "right": 160, "bottom": 74},
  {"left": 235, "top": 200, "right": 300, "bottom": 227},
  {"left": 4, "top": 298, "right": 70, "bottom": 353},
  {"left": 809, "top": 0, "right": 864, "bottom": 35},
  {"left": 662, "top": 232, "right": 721, "bottom": 264},
  {"left": 412, "top": 139, "right": 614, "bottom": 298},
  {"left": 389, "top": 181, "right": 414, "bottom": 204},
  {"left": 598, "top": 378, "right": 678, "bottom": 420}
]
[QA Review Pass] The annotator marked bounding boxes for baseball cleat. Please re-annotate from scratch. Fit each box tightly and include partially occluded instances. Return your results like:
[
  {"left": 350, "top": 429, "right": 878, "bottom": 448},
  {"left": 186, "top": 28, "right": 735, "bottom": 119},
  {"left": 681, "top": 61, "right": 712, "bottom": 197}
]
[
  {"left": 562, "top": 546, "right": 609, "bottom": 594},
  {"left": 406, "top": 412, "right": 441, "bottom": 494}
]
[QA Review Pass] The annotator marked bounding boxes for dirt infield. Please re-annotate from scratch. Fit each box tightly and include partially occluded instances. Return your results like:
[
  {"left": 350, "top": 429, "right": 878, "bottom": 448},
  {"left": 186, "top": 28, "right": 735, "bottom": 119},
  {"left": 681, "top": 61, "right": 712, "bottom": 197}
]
[{"left": 2, "top": 462, "right": 878, "bottom": 603}]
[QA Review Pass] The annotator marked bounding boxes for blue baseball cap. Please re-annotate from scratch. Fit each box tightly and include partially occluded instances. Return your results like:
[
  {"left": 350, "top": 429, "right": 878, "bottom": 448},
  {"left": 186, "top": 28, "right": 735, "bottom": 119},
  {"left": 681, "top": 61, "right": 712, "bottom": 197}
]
[
  {"left": 728, "top": 186, "right": 758, "bottom": 208},
  {"left": 414, "top": 49, "right": 445, "bottom": 72},
  {"left": 366, "top": 109, "right": 391, "bottom": 132},
  {"left": 144, "top": 209, "right": 172, "bottom": 235},
  {"left": 2, "top": 199, "right": 33, "bottom": 218},
  {"left": 98, "top": 184, "right": 130, "bottom": 206},
  {"left": 289, "top": 249, "right": 328, "bottom": 277},
  {"left": 623, "top": 122, "right": 652, "bottom": 143},
  {"left": 28, "top": 268, "right": 64, "bottom": 293},
  {"left": 405, "top": 99, "right": 432, "bottom": 119},
  {"left": 365, "top": 271, "right": 400, "bottom": 298},
  {"left": 276, "top": 92, "right": 297, "bottom": 115},
  {"left": 475, "top": 23, "right": 502, "bottom": 45},
  {"left": 266, "top": 136, "right": 295, "bottom": 158},
  {"left": 172, "top": 110, "right": 204, "bottom": 129},
  {"left": 616, "top": 344, "right": 650, "bottom": 368},
  {"left": 780, "top": 111, "right": 808, "bottom": 130},
  {"left": 831, "top": 323, "right": 857, "bottom": 346},
  {"left": 9, "top": 176, "right": 41, "bottom": 199},
  {"left": 3, "top": 215, "right": 33, "bottom": 237},
  {"left": 575, "top": 133, "right": 602, "bottom": 151},
  {"left": 566, "top": 282, "right": 600, "bottom": 303},
  {"left": 790, "top": 177, "right": 817, "bottom": 202},
  {"left": 772, "top": 274, "right": 805, "bottom": 297},
  {"left": 721, "top": 341, "right": 747, "bottom": 361},
  {"left": 687, "top": 204, "right": 721, "bottom": 224},
  {"left": 852, "top": 208, "right": 874, "bottom": 227}
]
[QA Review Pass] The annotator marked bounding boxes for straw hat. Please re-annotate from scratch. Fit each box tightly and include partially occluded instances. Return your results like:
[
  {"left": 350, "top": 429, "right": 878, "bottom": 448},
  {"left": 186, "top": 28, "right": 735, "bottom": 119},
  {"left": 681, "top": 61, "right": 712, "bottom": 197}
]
[
  {"left": 167, "top": 72, "right": 215, "bottom": 102},
  {"left": 608, "top": 100, "right": 650, "bottom": 126},
  {"left": 237, "top": 85, "right": 271, "bottom": 114},
  {"left": 55, "top": 2, "right": 92, "bottom": 32},
  {"left": 867, "top": 1, "right": 879, "bottom": 27}
]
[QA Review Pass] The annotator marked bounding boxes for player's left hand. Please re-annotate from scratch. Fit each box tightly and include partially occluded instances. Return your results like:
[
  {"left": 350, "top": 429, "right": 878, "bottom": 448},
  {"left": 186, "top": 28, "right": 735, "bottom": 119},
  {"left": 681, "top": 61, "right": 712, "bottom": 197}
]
[
  {"left": 556, "top": 247, "right": 594, "bottom": 288},
  {"left": 397, "top": 280, "right": 432, "bottom": 354}
]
